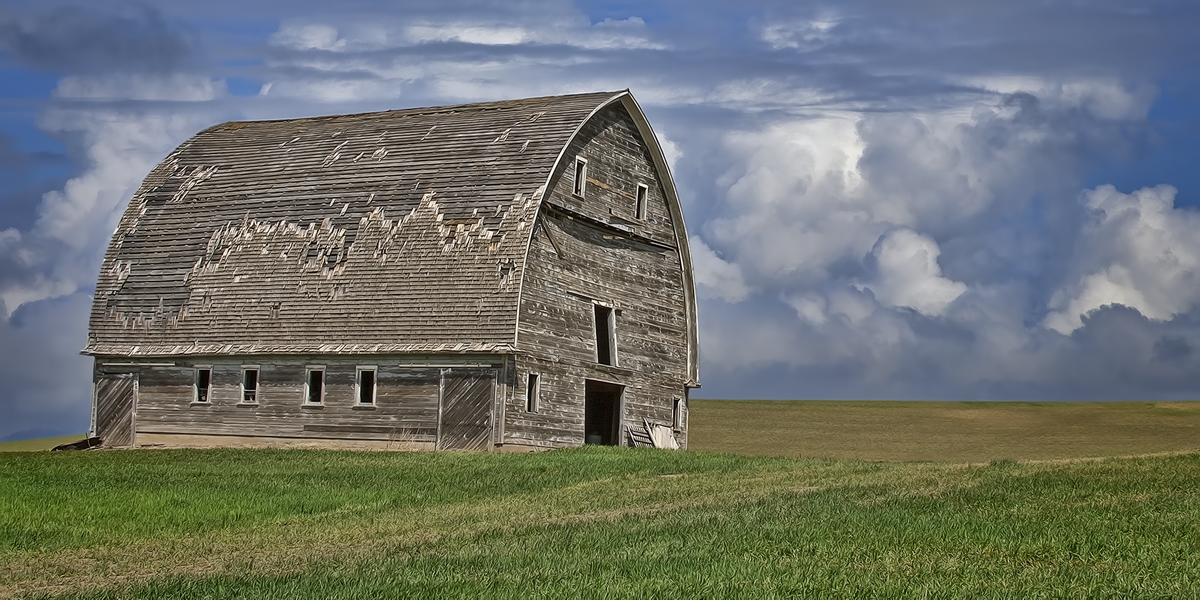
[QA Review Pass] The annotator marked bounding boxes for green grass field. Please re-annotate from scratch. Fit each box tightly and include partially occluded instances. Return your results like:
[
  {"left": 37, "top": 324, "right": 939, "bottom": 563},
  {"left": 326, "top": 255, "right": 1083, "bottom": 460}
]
[{"left": 2, "top": 401, "right": 1199, "bottom": 598}]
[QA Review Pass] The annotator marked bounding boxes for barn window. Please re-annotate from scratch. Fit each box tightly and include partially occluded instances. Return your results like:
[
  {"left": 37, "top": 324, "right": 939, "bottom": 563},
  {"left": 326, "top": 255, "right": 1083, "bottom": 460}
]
[
  {"left": 357, "top": 367, "right": 376, "bottom": 405},
  {"left": 305, "top": 368, "right": 325, "bottom": 404},
  {"left": 194, "top": 367, "right": 211, "bottom": 403},
  {"left": 526, "top": 373, "right": 540, "bottom": 413},
  {"left": 635, "top": 184, "right": 648, "bottom": 220},
  {"left": 241, "top": 367, "right": 259, "bottom": 404},
  {"left": 594, "top": 305, "right": 616, "bottom": 366},
  {"left": 572, "top": 157, "right": 588, "bottom": 197},
  {"left": 673, "top": 398, "right": 684, "bottom": 430}
]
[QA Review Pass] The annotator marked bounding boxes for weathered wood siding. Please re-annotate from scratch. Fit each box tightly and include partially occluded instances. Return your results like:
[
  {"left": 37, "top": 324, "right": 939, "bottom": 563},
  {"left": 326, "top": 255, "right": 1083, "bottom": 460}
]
[
  {"left": 95, "top": 356, "right": 503, "bottom": 448},
  {"left": 438, "top": 369, "right": 496, "bottom": 450},
  {"left": 511, "top": 103, "right": 690, "bottom": 449},
  {"left": 94, "top": 374, "right": 137, "bottom": 447}
]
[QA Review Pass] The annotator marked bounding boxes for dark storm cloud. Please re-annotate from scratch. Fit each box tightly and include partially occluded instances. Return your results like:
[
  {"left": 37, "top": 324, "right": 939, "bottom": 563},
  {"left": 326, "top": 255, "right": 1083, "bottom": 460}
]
[
  {"left": 0, "top": 292, "right": 92, "bottom": 440},
  {"left": 0, "top": 4, "right": 201, "bottom": 74}
]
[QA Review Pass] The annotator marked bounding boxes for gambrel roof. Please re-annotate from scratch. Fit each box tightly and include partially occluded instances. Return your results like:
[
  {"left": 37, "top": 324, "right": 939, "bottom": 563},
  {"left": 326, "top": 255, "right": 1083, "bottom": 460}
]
[{"left": 85, "top": 91, "right": 698, "bottom": 376}]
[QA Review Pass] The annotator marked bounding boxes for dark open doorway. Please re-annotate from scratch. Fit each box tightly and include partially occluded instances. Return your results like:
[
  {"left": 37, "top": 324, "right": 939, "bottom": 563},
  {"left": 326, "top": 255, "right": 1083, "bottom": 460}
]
[{"left": 584, "top": 379, "right": 624, "bottom": 446}]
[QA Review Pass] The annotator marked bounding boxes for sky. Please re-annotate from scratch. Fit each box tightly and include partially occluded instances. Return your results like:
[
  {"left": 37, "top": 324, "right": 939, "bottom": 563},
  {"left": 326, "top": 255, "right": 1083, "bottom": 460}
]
[{"left": 1, "top": 0, "right": 1199, "bottom": 441}]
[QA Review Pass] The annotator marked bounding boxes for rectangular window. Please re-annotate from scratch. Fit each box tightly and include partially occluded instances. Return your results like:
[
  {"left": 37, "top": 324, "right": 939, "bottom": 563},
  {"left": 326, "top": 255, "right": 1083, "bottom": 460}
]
[
  {"left": 194, "top": 368, "right": 211, "bottom": 403},
  {"left": 594, "top": 305, "right": 616, "bottom": 366},
  {"left": 357, "top": 367, "right": 376, "bottom": 405},
  {"left": 673, "top": 398, "right": 684, "bottom": 430},
  {"left": 635, "top": 184, "right": 648, "bottom": 220},
  {"left": 526, "top": 373, "right": 540, "bottom": 413},
  {"left": 305, "top": 368, "right": 325, "bottom": 404},
  {"left": 241, "top": 367, "right": 259, "bottom": 404},
  {"left": 573, "top": 157, "right": 588, "bottom": 197}
]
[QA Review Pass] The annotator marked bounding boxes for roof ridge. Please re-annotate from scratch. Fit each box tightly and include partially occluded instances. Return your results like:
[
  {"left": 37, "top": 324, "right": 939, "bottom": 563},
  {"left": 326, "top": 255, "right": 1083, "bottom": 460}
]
[{"left": 204, "top": 90, "right": 627, "bottom": 131}]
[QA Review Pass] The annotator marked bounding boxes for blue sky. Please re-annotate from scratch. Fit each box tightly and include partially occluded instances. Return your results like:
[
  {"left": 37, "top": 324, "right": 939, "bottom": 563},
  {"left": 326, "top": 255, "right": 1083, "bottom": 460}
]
[{"left": 2, "top": 0, "right": 1199, "bottom": 440}]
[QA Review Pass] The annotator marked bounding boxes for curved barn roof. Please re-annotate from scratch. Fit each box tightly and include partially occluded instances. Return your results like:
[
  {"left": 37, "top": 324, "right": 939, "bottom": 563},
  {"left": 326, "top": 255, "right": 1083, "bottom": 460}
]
[{"left": 86, "top": 91, "right": 697, "bottom": 379}]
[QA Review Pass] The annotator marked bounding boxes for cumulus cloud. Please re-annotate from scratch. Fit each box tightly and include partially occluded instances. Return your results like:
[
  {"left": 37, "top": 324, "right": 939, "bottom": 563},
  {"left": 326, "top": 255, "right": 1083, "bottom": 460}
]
[
  {"left": 690, "top": 236, "right": 749, "bottom": 303},
  {"left": 2, "top": 0, "right": 1199, "bottom": 438},
  {"left": 0, "top": 293, "right": 93, "bottom": 440},
  {"left": 1046, "top": 185, "right": 1200, "bottom": 334},
  {"left": 0, "top": 3, "right": 224, "bottom": 439},
  {"left": 862, "top": 229, "right": 966, "bottom": 316}
]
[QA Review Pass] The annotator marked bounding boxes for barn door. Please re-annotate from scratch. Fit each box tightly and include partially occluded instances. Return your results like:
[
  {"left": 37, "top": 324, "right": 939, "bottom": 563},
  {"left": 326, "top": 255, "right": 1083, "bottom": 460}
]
[
  {"left": 94, "top": 374, "right": 137, "bottom": 448},
  {"left": 437, "top": 369, "right": 495, "bottom": 451}
]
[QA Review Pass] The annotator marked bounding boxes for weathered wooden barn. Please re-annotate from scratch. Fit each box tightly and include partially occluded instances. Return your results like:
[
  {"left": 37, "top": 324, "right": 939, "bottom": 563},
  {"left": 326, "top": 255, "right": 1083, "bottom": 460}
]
[{"left": 84, "top": 91, "right": 699, "bottom": 451}]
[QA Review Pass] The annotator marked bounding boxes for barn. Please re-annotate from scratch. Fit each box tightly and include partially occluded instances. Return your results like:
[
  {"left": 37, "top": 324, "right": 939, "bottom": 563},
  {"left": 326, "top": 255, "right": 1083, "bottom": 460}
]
[{"left": 84, "top": 90, "right": 700, "bottom": 451}]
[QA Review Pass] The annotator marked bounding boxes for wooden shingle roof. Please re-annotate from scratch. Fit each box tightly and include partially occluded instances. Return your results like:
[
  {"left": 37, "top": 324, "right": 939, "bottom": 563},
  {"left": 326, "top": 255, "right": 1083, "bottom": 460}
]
[{"left": 86, "top": 91, "right": 631, "bottom": 357}]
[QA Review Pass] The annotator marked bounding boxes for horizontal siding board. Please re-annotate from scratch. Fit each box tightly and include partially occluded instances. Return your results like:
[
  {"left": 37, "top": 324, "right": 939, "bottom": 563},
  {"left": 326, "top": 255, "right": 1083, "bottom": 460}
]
[{"left": 120, "top": 358, "right": 470, "bottom": 444}]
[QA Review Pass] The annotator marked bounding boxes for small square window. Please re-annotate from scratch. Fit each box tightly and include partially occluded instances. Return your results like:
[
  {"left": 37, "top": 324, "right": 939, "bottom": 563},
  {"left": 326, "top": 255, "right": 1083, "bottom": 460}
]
[
  {"left": 357, "top": 367, "right": 376, "bottom": 405},
  {"left": 241, "top": 367, "right": 259, "bottom": 404},
  {"left": 573, "top": 157, "right": 588, "bottom": 197},
  {"left": 305, "top": 368, "right": 325, "bottom": 404},
  {"left": 635, "top": 184, "right": 648, "bottom": 220},
  {"left": 526, "top": 373, "right": 540, "bottom": 413},
  {"left": 194, "top": 368, "right": 211, "bottom": 403}
]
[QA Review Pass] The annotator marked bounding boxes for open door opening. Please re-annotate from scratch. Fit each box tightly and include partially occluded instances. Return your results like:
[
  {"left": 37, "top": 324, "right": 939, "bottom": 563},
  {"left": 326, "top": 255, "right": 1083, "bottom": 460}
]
[{"left": 584, "top": 379, "right": 623, "bottom": 446}]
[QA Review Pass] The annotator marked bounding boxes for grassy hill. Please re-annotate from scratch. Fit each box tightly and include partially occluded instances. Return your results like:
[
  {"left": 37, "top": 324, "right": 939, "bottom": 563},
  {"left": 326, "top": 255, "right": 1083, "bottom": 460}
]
[{"left": 3, "top": 447, "right": 1199, "bottom": 598}]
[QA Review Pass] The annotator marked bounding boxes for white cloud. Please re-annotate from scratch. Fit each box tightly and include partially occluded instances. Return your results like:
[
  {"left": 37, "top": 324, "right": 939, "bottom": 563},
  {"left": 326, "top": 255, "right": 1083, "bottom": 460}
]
[
  {"left": 690, "top": 235, "right": 749, "bottom": 303},
  {"left": 861, "top": 228, "right": 966, "bottom": 316},
  {"left": 261, "top": 77, "right": 403, "bottom": 103},
  {"left": 268, "top": 16, "right": 663, "bottom": 54},
  {"left": 401, "top": 16, "right": 662, "bottom": 50},
  {"left": 268, "top": 23, "right": 347, "bottom": 51},
  {"left": 962, "top": 76, "right": 1157, "bottom": 121},
  {"left": 54, "top": 74, "right": 223, "bottom": 101},
  {"left": 761, "top": 17, "right": 839, "bottom": 50},
  {"left": 707, "top": 114, "right": 869, "bottom": 286},
  {"left": 1045, "top": 185, "right": 1200, "bottom": 334},
  {"left": 659, "top": 137, "right": 682, "bottom": 171}
]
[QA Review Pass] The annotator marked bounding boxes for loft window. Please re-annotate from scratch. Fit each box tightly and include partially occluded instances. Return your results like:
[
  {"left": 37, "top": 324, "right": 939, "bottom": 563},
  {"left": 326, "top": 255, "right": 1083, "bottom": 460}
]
[
  {"left": 526, "top": 373, "right": 540, "bottom": 413},
  {"left": 635, "top": 184, "right": 648, "bottom": 220},
  {"left": 305, "top": 368, "right": 325, "bottom": 404},
  {"left": 573, "top": 157, "right": 588, "bottom": 197},
  {"left": 357, "top": 367, "right": 376, "bottom": 405},
  {"left": 594, "top": 305, "right": 616, "bottom": 366},
  {"left": 194, "top": 368, "right": 211, "bottom": 403},
  {"left": 673, "top": 398, "right": 684, "bottom": 430},
  {"left": 241, "top": 367, "right": 259, "bottom": 404}
]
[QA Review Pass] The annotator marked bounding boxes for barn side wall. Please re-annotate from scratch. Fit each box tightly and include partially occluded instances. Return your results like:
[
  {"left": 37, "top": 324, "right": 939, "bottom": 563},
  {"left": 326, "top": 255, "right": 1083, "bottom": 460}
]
[
  {"left": 510, "top": 104, "right": 691, "bottom": 449},
  {"left": 92, "top": 355, "right": 509, "bottom": 449}
]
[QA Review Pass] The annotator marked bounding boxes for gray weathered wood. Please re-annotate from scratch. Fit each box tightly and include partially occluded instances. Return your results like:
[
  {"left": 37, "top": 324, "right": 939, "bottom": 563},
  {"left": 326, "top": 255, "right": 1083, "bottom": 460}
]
[
  {"left": 85, "top": 91, "right": 699, "bottom": 452},
  {"left": 438, "top": 369, "right": 495, "bottom": 451},
  {"left": 95, "top": 375, "right": 136, "bottom": 447}
]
